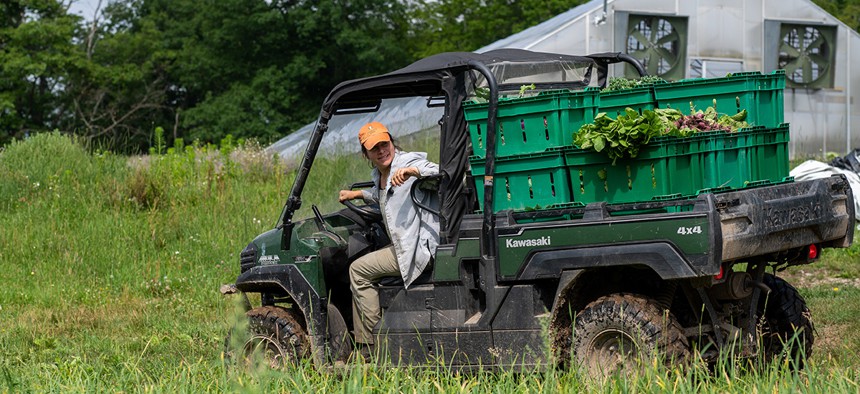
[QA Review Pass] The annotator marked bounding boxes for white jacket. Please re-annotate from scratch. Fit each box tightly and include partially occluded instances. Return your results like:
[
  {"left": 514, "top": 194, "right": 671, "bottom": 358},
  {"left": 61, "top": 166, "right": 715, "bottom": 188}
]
[{"left": 362, "top": 150, "right": 440, "bottom": 287}]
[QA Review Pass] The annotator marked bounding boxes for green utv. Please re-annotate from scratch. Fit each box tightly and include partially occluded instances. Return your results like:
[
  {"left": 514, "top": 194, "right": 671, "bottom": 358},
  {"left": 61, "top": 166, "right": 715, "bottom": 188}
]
[{"left": 222, "top": 49, "right": 854, "bottom": 372}]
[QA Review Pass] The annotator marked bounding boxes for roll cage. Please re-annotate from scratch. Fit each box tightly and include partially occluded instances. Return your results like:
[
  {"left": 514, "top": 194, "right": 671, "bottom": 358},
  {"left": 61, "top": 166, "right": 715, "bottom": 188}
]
[{"left": 278, "top": 49, "right": 645, "bottom": 264}]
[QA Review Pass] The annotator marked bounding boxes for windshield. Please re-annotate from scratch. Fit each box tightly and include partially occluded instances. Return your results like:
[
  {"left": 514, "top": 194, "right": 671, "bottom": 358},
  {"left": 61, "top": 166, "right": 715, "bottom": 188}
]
[
  {"left": 284, "top": 97, "right": 443, "bottom": 222},
  {"left": 469, "top": 59, "right": 595, "bottom": 98}
]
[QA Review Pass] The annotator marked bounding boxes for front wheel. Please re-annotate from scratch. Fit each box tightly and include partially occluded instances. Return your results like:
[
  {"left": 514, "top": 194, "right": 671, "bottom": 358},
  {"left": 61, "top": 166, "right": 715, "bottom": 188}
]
[
  {"left": 573, "top": 294, "right": 690, "bottom": 377},
  {"left": 242, "top": 306, "right": 310, "bottom": 368}
]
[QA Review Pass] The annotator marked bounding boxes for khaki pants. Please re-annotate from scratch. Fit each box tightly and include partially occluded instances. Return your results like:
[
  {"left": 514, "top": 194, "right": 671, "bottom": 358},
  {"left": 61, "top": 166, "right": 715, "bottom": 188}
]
[{"left": 349, "top": 245, "right": 399, "bottom": 345}]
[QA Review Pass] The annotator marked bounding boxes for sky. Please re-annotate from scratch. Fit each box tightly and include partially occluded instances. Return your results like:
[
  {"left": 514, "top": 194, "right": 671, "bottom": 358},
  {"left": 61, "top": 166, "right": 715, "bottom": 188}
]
[{"left": 67, "top": 0, "right": 103, "bottom": 21}]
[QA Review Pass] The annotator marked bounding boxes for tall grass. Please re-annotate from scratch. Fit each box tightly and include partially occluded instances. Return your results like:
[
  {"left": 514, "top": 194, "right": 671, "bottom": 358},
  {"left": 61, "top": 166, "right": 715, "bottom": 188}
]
[{"left": 0, "top": 132, "right": 858, "bottom": 392}]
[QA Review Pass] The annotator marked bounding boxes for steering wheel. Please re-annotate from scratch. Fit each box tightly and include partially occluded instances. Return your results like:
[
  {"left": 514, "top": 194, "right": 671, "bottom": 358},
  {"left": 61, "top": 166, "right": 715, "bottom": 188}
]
[
  {"left": 311, "top": 204, "right": 346, "bottom": 242},
  {"left": 342, "top": 200, "right": 383, "bottom": 223}
]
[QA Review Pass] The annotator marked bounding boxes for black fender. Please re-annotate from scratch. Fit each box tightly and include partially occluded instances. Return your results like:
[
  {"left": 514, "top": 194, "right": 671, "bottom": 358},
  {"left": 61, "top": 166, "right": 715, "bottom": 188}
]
[
  {"left": 518, "top": 241, "right": 704, "bottom": 281},
  {"left": 235, "top": 264, "right": 328, "bottom": 363}
]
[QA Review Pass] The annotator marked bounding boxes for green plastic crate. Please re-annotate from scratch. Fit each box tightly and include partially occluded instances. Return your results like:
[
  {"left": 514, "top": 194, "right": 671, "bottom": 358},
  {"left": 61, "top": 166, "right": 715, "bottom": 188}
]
[
  {"left": 695, "top": 124, "right": 790, "bottom": 190},
  {"left": 653, "top": 70, "right": 785, "bottom": 128},
  {"left": 598, "top": 85, "right": 657, "bottom": 119},
  {"left": 563, "top": 124, "right": 791, "bottom": 204},
  {"left": 750, "top": 128, "right": 790, "bottom": 183},
  {"left": 463, "top": 89, "right": 599, "bottom": 158},
  {"left": 563, "top": 139, "right": 700, "bottom": 204},
  {"left": 470, "top": 149, "right": 571, "bottom": 212}
]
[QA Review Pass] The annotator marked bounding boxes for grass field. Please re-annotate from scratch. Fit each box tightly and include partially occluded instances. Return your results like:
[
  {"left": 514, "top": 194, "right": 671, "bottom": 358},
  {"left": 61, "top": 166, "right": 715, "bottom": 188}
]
[{"left": 1, "top": 133, "right": 859, "bottom": 392}]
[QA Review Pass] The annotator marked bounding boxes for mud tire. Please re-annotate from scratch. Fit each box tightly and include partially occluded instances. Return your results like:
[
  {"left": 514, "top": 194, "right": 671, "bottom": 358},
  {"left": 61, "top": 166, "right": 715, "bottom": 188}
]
[
  {"left": 758, "top": 274, "right": 813, "bottom": 369},
  {"left": 242, "top": 306, "right": 310, "bottom": 368},
  {"left": 572, "top": 293, "right": 690, "bottom": 377}
]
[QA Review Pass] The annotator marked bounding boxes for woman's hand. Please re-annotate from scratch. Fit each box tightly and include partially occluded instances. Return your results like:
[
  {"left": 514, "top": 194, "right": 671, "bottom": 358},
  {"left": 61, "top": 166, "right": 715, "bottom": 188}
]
[
  {"left": 338, "top": 189, "right": 363, "bottom": 203},
  {"left": 391, "top": 166, "right": 419, "bottom": 187}
]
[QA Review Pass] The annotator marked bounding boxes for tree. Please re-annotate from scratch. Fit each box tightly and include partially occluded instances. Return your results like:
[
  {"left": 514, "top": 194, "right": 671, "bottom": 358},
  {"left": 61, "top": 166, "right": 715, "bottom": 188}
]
[
  {"left": 3, "top": 0, "right": 416, "bottom": 151},
  {"left": 407, "top": 0, "right": 585, "bottom": 58},
  {"left": 0, "top": 0, "right": 85, "bottom": 145},
  {"left": 0, "top": 0, "right": 609, "bottom": 151},
  {"left": 813, "top": 0, "right": 860, "bottom": 32},
  {"left": 125, "top": 0, "right": 414, "bottom": 145},
  {"left": 0, "top": 0, "right": 172, "bottom": 151},
  {"left": 68, "top": 2, "right": 173, "bottom": 151}
]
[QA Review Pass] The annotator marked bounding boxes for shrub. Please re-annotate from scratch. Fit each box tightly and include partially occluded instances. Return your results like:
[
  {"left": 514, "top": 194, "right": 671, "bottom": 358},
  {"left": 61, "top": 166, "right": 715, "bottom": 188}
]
[{"left": 0, "top": 132, "right": 101, "bottom": 210}]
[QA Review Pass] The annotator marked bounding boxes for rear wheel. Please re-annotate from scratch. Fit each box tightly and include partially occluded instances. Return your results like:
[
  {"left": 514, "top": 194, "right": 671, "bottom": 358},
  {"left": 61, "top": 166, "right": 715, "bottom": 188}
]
[
  {"left": 573, "top": 294, "right": 689, "bottom": 377},
  {"left": 758, "top": 274, "right": 813, "bottom": 369},
  {"left": 242, "top": 306, "right": 310, "bottom": 368}
]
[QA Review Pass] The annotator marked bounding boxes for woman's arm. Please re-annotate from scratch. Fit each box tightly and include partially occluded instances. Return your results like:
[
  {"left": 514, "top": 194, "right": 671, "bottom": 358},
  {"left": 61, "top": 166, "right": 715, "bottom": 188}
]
[
  {"left": 411, "top": 157, "right": 439, "bottom": 178},
  {"left": 390, "top": 166, "right": 420, "bottom": 187},
  {"left": 338, "top": 189, "right": 364, "bottom": 202},
  {"left": 391, "top": 153, "right": 439, "bottom": 186}
]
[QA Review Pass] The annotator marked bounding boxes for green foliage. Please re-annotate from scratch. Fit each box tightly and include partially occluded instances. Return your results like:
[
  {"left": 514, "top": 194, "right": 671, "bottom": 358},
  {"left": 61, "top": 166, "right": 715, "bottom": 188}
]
[
  {"left": 149, "top": 126, "right": 166, "bottom": 156},
  {"left": 0, "top": 1, "right": 85, "bottom": 145},
  {"left": 575, "top": 106, "right": 753, "bottom": 161},
  {"left": 519, "top": 83, "right": 537, "bottom": 97},
  {"left": 717, "top": 109, "right": 750, "bottom": 131},
  {"left": 138, "top": 0, "right": 413, "bottom": 146},
  {"left": 125, "top": 137, "right": 289, "bottom": 211},
  {"left": 0, "top": 131, "right": 99, "bottom": 210},
  {"left": 813, "top": 0, "right": 860, "bottom": 32},
  {"left": 603, "top": 76, "right": 667, "bottom": 91},
  {"left": 407, "top": 0, "right": 586, "bottom": 58},
  {"left": 574, "top": 109, "right": 673, "bottom": 162},
  {"left": 2, "top": 0, "right": 415, "bottom": 152}
]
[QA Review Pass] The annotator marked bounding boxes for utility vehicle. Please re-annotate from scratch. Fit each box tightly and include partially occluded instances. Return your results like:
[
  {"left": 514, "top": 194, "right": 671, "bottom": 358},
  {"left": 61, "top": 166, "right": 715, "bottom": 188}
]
[{"left": 223, "top": 49, "right": 854, "bottom": 372}]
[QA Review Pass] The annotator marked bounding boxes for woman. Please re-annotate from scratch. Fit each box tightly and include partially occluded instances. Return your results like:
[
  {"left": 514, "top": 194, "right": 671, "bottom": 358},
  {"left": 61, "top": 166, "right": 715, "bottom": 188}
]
[{"left": 338, "top": 121, "right": 440, "bottom": 354}]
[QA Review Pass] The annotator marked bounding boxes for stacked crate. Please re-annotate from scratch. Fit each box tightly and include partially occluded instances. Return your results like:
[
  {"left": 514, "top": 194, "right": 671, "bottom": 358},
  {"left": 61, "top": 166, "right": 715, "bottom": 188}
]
[
  {"left": 562, "top": 124, "right": 790, "bottom": 204},
  {"left": 463, "top": 70, "right": 789, "bottom": 212},
  {"left": 464, "top": 89, "right": 599, "bottom": 211}
]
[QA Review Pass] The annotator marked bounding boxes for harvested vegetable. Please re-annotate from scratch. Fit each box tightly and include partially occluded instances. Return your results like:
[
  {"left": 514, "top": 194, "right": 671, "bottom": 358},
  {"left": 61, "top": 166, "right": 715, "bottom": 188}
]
[
  {"left": 574, "top": 108, "right": 667, "bottom": 163},
  {"left": 574, "top": 106, "right": 751, "bottom": 161},
  {"left": 603, "top": 76, "right": 666, "bottom": 91}
]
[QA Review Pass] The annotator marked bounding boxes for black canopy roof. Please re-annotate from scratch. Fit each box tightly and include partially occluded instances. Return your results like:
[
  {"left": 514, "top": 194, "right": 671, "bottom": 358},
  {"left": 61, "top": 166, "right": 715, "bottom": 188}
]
[{"left": 321, "top": 49, "right": 600, "bottom": 115}]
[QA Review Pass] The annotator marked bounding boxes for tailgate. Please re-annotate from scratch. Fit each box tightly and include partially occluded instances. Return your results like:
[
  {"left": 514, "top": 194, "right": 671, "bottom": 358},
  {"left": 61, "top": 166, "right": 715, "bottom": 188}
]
[{"left": 716, "top": 175, "right": 854, "bottom": 261}]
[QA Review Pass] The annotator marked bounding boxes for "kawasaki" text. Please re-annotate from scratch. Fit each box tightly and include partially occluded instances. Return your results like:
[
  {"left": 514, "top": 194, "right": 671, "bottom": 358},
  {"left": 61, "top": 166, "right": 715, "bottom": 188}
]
[{"left": 505, "top": 236, "right": 552, "bottom": 248}]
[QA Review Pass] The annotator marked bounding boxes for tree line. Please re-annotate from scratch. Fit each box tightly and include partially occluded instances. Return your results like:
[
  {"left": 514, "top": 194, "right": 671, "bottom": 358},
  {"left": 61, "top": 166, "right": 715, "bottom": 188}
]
[
  {"left": 2, "top": 0, "right": 857, "bottom": 152},
  {"left": 1, "top": 0, "right": 577, "bottom": 152}
]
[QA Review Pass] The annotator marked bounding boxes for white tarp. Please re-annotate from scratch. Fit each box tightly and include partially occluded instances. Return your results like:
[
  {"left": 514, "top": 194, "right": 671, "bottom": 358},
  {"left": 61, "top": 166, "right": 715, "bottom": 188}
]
[{"left": 790, "top": 160, "right": 860, "bottom": 221}]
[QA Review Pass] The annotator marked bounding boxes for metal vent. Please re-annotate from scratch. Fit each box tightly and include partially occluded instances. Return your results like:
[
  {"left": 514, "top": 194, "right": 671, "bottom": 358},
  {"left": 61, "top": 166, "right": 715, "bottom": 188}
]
[
  {"left": 778, "top": 24, "right": 836, "bottom": 88},
  {"left": 765, "top": 21, "right": 837, "bottom": 89},
  {"left": 623, "top": 14, "right": 688, "bottom": 80}
]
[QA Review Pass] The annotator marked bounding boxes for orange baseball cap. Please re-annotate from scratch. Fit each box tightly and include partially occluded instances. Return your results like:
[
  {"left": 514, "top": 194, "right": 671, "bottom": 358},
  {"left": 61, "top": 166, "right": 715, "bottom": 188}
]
[{"left": 358, "top": 121, "right": 391, "bottom": 150}]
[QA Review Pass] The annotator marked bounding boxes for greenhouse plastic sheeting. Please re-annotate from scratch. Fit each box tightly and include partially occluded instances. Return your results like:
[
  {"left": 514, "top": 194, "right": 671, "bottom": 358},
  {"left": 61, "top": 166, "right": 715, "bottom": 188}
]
[{"left": 267, "top": 97, "right": 443, "bottom": 163}]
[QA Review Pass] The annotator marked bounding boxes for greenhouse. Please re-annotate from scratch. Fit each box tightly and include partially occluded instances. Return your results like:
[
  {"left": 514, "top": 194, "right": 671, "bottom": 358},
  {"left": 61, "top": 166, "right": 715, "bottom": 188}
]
[{"left": 270, "top": 0, "right": 860, "bottom": 160}]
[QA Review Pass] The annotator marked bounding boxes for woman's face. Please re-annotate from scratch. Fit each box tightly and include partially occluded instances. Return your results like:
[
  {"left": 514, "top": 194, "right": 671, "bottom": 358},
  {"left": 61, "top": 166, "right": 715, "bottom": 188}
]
[{"left": 367, "top": 140, "right": 395, "bottom": 170}]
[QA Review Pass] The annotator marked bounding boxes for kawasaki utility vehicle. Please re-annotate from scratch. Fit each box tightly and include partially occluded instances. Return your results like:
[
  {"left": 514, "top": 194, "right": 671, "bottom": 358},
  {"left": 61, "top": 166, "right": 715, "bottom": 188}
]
[{"left": 223, "top": 49, "right": 854, "bottom": 372}]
